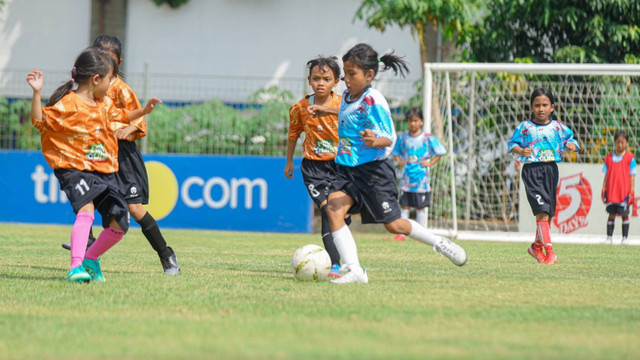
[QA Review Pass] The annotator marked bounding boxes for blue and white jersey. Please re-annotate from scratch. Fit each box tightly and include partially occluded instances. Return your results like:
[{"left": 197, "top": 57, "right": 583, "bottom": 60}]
[
  {"left": 392, "top": 131, "right": 446, "bottom": 192},
  {"left": 507, "top": 119, "right": 580, "bottom": 164},
  {"left": 336, "top": 87, "right": 396, "bottom": 167}
]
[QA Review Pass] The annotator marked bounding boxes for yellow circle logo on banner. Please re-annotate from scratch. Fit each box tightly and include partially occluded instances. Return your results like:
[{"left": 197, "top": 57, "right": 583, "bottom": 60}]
[{"left": 144, "top": 161, "right": 178, "bottom": 220}]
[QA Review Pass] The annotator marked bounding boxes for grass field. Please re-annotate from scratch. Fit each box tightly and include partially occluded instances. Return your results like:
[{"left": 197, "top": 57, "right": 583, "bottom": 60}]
[{"left": 1, "top": 223, "right": 639, "bottom": 360}]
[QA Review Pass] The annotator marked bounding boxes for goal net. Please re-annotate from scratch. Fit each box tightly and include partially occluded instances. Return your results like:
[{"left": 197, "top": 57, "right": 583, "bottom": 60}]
[{"left": 422, "top": 63, "right": 640, "bottom": 241}]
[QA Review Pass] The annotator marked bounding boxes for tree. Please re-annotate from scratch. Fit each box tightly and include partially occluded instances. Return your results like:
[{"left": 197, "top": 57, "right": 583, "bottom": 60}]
[
  {"left": 463, "top": 0, "right": 640, "bottom": 64},
  {"left": 355, "top": 0, "right": 483, "bottom": 73}
]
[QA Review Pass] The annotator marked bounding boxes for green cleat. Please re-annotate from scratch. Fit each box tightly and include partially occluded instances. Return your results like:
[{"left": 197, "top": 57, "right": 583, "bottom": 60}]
[
  {"left": 82, "top": 258, "right": 105, "bottom": 282},
  {"left": 67, "top": 266, "right": 91, "bottom": 283}
]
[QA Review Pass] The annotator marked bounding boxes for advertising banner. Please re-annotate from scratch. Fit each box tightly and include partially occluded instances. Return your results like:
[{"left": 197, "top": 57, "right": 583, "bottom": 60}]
[
  {"left": 0, "top": 151, "right": 312, "bottom": 233},
  {"left": 519, "top": 163, "right": 640, "bottom": 236}
]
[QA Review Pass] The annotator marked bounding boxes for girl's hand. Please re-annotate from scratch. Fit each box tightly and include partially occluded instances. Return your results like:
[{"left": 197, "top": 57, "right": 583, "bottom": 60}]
[
  {"left": 142, "top": 97, "right": 163, "bottom": 114},
  {"left": 26, "top": 69, "right": 43, "bottom": 92},
  {"left": 419, "top": 159, "right": 431, "bottom": 167},
  {"left": 284, "top": 161, "right": 294, "bottom": 179},
  {"left": 114, "top": 125, "right": 139, "bottom": 140},
  {"left": 396, "top": 158, "right": 407, "bottom": 167},
  {"left": 360, "top": 129, "right": 377, "bottom": 147},
  {"left": 521, "top": 147, "right": 532, "bottom": 157},
  {"left": 307, "top": 105, "right": 338, "bottom": 117},
  {"left": 566, "top": 142, "right": 577, "bottom": 152}
]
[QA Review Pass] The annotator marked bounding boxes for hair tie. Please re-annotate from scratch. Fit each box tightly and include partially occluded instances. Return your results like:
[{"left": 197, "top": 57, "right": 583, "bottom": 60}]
[
  {"left": 73, "top": 67, "right": 76, "bottom": 70},
  {"left": 71, "top": 78, "right": 75, "bottom": 82},
  {"left": 377, "top": 58, "right": 381, "bottom": 62}
]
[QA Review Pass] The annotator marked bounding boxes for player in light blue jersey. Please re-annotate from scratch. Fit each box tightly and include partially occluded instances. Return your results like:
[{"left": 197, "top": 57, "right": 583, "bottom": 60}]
[
  {"left": 390, "top": 108, "right": 446, "bottom": 241},
  {"left": 325, "top": 43, "right": 467, "bottom": 284},
  {"left": 508, "top": 88, "right": 580, "bottom": 265}
]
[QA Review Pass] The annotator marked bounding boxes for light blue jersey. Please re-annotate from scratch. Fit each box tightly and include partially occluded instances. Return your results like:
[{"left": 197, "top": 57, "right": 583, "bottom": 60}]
[
  {"left": 392, "top": 131, "right": 446, "bottom": 192},
  {"left": 508, "top": 119, "right": 580, "bottom": 163},
  {"left": 336, "top": 87, "right": 396, "bottom": 167}
]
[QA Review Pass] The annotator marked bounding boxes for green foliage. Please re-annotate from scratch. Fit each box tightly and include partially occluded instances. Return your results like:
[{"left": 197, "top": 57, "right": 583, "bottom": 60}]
[
  {"left": 150, "top": 0, "right": 189, "bottom": 9},
  {"left": 0, "top": 85, "right": 295, "bottom": 156},
  {"left": 463, "top": 0, "right": 640, "bottom": 63}
]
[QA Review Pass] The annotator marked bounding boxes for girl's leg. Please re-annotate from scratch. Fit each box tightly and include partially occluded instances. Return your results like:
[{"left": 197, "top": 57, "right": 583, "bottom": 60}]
[
  {"left": 129, "top": 203, "right": 179, "bottom": 274},
  {"left": 622, "top": 215, "right": 630, "bottom": 242},
  {"left": 85, "top": 217, "right": 125, "bottom": 260},
  {"left": 319, "top": 203, "right": 341, "bottom": 268},
  {"left": 607, "top": 213, "right": 616, "bottom": 243},
  {"left": 392, "top": 207, "right": 411, "bottom": 241},
  {"left": 415, "top": 207, "right": 428, "bottom": 227},
  {"left": 70, "top": 203, "right": 95, "bottom": 270},
  {"left": 535, "top": 212, "right": 557, "bottom": 264},
  {"left": 384, "top": 218, "right": 466, "bottom": 266}
]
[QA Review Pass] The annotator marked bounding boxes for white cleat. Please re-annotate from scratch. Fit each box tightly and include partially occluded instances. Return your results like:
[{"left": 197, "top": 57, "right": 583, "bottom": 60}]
[
  {"left": 433, "top": 237, "right": 467, "bottom": 266},
  {"left": 330, "top": 266, "right": 369, "bottom": 284},
  {"left": 605, "top": 236, "right": 613, "bottom": 245}
]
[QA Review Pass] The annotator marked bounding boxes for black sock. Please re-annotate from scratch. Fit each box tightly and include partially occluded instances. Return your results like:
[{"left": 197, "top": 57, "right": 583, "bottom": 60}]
[
  {"left": 607, "top": 220, "right": 614, "bottom": 237},
  {"left": 622, "top": 217, "right": 630, "bottom": 238},
  {"left": 320, "top": 206, "right": 341, "bottom": 265},
  {"left": 137, "top": 212, "right": 172, "bottom": 259}
]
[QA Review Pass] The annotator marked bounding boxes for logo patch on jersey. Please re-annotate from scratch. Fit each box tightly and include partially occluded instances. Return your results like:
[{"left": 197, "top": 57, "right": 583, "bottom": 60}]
[
  {"left": 314, "top": 139, "right": 335, "bottom": 156},
  {"left": 317, "top": 125, "right": 324, "bottom": 134},
  {"left": 537, "top": 149, "right": 556, "bottom": 162},
  {"left": 130, "top": 186, "right": 138, "bottom": 196},
  {"left": 382, "top": 201, "right": 391, "bottom": 213},
  {"left": 85, "top": 144, "right": 108, "bottom": 162},
  {"left": 338, "top": 138, "right": 352, "bottom": 156}
]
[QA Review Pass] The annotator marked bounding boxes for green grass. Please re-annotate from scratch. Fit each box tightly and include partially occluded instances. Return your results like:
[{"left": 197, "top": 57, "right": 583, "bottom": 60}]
[{"left": 1, "top": 223, "right": 639, "bottom": 360}]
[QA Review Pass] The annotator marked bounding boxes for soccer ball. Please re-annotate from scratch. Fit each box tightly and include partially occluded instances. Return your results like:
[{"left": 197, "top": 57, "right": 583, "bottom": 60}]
[{"left": 291, "top": 244, "right": 331, "bottom": 281}]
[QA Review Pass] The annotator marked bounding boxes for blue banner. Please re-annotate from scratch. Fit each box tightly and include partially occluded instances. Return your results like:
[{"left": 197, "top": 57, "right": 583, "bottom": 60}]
[{"left": 0, "top": 151, "right": 312, "bottom": 233}]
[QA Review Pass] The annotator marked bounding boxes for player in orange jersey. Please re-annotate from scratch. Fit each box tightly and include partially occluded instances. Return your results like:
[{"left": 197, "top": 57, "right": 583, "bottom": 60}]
[
  {"left": 27, "top": 47, "right": 161, "bottom": 283},
  {"left": 284, "top": 56, "right": 343, "bottom": 277},
  {"left": 60, "top": 35, "right": 180, "bottom": 275}
]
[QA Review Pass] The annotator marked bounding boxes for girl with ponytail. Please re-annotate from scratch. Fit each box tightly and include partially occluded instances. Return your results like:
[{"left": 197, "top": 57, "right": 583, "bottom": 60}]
[{"left": 27, "top": 46, "right": 161, "bottom": 283}]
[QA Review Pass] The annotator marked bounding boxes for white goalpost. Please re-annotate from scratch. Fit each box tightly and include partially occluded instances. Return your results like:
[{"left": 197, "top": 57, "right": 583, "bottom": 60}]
[{"left": 422, "top": 63, "right": 640, "bottom": 244}]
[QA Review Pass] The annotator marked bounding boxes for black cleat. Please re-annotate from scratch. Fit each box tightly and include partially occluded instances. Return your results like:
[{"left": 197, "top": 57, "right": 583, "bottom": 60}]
[
  {"left": 160, "top": 247, "right": 181, "bottom": 275},
  {"left": 62, "top": 235, "right": 96, "bottom": 251}
]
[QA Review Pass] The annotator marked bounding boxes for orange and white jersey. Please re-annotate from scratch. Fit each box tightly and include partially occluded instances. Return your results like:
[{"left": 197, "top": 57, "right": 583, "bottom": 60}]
[
  {"left": 32, "top": 91, "right": 129, "bottom": 173},
  {"left": 107, "top": 76, "right": 146, "bottom": 141},
  {"left": 288, "top": 92, "right": 341, "bottom": 161}
]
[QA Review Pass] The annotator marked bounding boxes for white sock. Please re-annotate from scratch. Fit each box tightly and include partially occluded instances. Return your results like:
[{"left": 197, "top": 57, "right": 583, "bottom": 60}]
[
  {"left": 416, "top": 208, "right": 428, "bottom": 227},
  {"left": 332, "top": 225, "right": 361, "bottom": 269},
  {"left": 401, "top": 208, "right": 410, "bottom": 220},
  {"left": 408, "top": 219, "right": 441, "bottom": 246}
]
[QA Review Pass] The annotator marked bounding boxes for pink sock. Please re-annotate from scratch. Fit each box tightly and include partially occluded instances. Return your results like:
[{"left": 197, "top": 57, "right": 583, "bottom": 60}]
[
  {"left": 85, "top": 227, "right": 125, "bottom": 260},
  {"left": 70, "top": 212, "right": 95, "bottom": 270}
]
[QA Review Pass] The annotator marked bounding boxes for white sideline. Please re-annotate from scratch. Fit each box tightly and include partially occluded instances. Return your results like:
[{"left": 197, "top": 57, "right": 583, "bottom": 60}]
[{"left": 430, "top": 228, "right": 640, "bottom": 246}]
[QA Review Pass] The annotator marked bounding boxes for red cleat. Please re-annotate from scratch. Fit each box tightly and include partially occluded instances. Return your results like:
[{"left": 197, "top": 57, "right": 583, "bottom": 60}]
[
  {"left": 391, "top": 234, "right": 406, "bottom": 241},
  {"left": 527, "top": 243, "right": 546, "bottom": 263},
  {"left": 543, "top": 245, "right": 558, "bottom": 264}
]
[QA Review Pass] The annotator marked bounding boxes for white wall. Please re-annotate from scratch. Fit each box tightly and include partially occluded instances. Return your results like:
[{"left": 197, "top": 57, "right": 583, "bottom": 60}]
[
  {"left": 125, "top": 0, "right": 422, "bottom": 81},
  {"left": 0, "top": 0, "right": 91, "bottom": 71}
]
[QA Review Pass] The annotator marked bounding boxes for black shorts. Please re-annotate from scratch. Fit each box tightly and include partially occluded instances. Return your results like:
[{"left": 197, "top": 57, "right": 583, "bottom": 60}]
[
  {"left": 521, "top": 162, "right": 559, "bottom": 218},
  {"left": 606, "top": 203, "right": 630, "bottom": 217},
  {"left": 399, "top": 191, "right": 431, "bottom": 208},
  {"left": 115, "top": 140, "right": 149, "bottom": 204},
  {"left": 329, "top": 159, "right": 401, "bottom": 224},
  {"left": 301, "top": 158, "right": 336, "bottom": 208},
  {"left": 54, "top": 169, "right": 130, "bottom": 232}
]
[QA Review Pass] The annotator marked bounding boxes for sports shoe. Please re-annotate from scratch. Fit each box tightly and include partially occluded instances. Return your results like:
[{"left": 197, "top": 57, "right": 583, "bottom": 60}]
[
  {"left": 62, "top": 234, "right": 96, "bottom": 251},
  {"left": 622, "top": 237, "right": 628, "bottom": 245},
  {"left": 391, "top": 234, "right": 406, "bottom": 241},
  {"left": 433, "top": 237, "right": 467, "bottom": 266},
  {"left": 67, "top": 266, "right": 91, "bottom": 283},
  {"left": 543, "top": 245, "right": 558, "bottom": 264},
  {"left": 527, "top": 243, "right": 546, "bottom": 263},
  {"left": 82, "top": 258, "right": 105, "bottom": 282},
  {"left": 330, "top": 266, "right": 368, "bottom": 284},
  {"left": 605, "top": 236, "right": 613, "bottom": 245},
  {"left": 160, "top": 247, "right": 181, "bottom": 275},
  {"left": 328, "top": 264, "right": 342, "bottom": 278}
]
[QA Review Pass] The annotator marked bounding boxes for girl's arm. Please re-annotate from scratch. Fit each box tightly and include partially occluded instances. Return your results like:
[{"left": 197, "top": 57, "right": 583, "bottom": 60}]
[
  {"left": 307, "top": 105, "right": 339, "bottom": 117},
  {"left": 26, "top": 69, "right": 44, "bottom": 122},
  {"left": 284, "top": 140, "right": 297, "bottom": 178},
  {"left": 420, "top": 155, "right": 441, "bottom": 167},
  {"left": 511, "top": 145, "right": 532, "bottom": 157},
  {"left": 128, "top": 97, "right": 162, "bottom": 121},
  {"left": 629, "top": 175, "right": 635, "bottom": 204},
  {"left": 601, "top": 172, "right": 608, "bottom": 203}
]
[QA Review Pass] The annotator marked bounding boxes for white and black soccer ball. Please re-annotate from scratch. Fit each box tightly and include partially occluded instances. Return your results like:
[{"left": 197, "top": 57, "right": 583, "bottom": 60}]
[{"left": 291, "top": 244, "right": 331, "bottom": 281}]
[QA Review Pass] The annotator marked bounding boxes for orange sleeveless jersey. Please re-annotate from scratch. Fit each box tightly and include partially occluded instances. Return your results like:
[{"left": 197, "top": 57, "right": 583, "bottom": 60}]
[
  {"left": 287, "top": 92, "right": 341, "bottom": 161},
  {"left": 107, "top": 76, "right": 147, "bottom": 141},
  {"left": 32, "top": 91, "right": 129, "bottom": 173}
]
